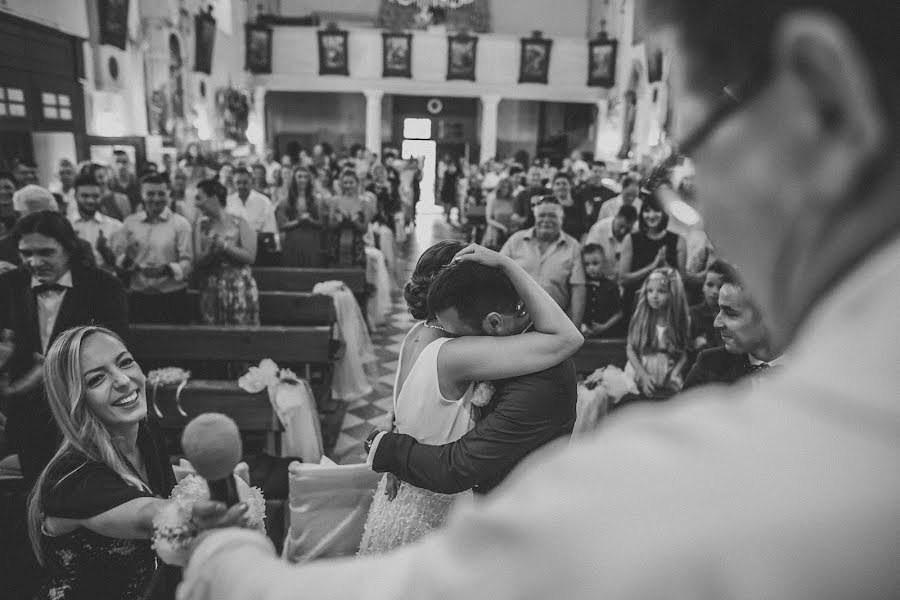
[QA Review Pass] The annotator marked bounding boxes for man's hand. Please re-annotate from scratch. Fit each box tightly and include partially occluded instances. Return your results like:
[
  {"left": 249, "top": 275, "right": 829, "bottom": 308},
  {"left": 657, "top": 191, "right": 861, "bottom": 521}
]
[
  {"left": 453, "top": 244, "right": 510, "bottom": 269},
  {"left": 0, "top": 329, "right": 14, "bottom": 369},
  {"left": 0, "top": 261, "right": 16, "bottom": 275},
  {"left": 96, "top": 231, "right": 117, "bottom": 267},
  {"left": 384, "top": 473, "right": 401, "bottom": 502},
  {"left": 1, "top": 352, "right": 44, "bottom": 396}
]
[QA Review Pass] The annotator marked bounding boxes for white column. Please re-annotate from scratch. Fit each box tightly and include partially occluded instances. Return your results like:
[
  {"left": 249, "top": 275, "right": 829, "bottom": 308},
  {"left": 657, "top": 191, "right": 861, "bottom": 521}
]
[
  {"left": 364, "top": 90, "right": 384, "bottom": 155},
  {"left": 479, "top": 94, "right": 501, "bottom": 164},
  {"left": 593, "top": 98, "right": 609, "bottom": 159}
]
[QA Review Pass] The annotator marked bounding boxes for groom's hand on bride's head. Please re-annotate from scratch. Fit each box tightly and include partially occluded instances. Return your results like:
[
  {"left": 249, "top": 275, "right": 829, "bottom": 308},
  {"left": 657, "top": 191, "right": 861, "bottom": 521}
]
[{"left": 453, "top": 244, "right": 509, "bottom": 269}]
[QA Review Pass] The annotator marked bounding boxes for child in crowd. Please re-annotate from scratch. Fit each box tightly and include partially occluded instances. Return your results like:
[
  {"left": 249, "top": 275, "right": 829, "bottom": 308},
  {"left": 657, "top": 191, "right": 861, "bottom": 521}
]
[
  {"left": 625, "top": 267, "right": 691, "bottom": 398},
  {"left": 689, "top": 259, "right": 728, "bottom": 352},
  {"left": 580, "top": 244, "right": 624, "bottom": 338}
]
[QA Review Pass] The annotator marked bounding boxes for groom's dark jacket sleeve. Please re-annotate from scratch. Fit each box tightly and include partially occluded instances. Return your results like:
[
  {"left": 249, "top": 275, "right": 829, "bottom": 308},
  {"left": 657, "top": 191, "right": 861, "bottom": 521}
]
[{"left": 371, "top": 359, "right": 577, "bottom": 495}]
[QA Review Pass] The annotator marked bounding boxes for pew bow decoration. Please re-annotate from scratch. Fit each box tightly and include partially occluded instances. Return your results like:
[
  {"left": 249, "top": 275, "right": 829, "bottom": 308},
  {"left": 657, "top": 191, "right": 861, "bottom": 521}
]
[
  {"left": 152, "top": 472, "right": 265, "bottom": 566},
  {"left": 147, "top": 367, "right": 191, "bottom": 418},
  {"left": 238, "top": 359, "right": 324, "bottom": 463}
]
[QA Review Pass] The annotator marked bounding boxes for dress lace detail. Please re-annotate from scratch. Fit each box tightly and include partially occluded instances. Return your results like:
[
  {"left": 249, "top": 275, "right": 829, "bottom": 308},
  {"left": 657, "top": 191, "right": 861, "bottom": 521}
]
[{"left": 357, "top": 475, "right": 471, "bottom": 555}]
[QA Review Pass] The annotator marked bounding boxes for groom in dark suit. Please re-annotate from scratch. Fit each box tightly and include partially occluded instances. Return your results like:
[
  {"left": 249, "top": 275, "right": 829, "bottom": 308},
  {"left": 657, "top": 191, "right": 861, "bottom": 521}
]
[
  {"left": 683, "top": 267, "right": 784, "bottom": 391},
  {"left": 367, "top": 263, "right": 578, "bottom": 496},
  {"left": 0, "top": 211, "right": 128, "bottom": 480}
]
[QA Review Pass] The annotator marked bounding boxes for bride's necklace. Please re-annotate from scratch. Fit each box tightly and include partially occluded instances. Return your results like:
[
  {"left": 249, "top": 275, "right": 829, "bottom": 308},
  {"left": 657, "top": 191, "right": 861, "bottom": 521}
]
[{"left": 422, "top": 320, "right": 448, "bottom": 333}]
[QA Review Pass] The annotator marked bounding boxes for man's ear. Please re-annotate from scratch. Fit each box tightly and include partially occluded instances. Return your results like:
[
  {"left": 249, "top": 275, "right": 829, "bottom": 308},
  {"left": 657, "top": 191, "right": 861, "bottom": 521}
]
[
  {"left": 482, "top": 312, "right": 504, "bottom": 334},
  {"left": 774, "top": 12, "right": 888, "bottom": 180}
]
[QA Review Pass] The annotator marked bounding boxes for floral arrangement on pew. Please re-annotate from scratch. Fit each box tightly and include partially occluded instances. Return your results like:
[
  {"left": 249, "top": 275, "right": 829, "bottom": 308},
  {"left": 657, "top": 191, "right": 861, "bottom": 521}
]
[
  {"left": 146, "top": 367, "right": 191, "bottom": 418},
  {"left": 152, "top": 467, "right": 266, "bottom": 566}
]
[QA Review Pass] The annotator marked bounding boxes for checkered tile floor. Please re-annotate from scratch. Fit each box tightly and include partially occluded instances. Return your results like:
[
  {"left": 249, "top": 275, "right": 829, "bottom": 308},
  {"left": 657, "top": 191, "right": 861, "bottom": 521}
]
[{"left": 327, "top": 213, "right": 464, "bottom": 465}]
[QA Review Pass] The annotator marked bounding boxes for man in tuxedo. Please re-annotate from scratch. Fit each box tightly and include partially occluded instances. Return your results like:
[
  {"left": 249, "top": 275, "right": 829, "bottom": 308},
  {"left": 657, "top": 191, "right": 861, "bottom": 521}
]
[
  {"left": 683, "top": 267, "right": 784, "bottom": 391},
  {"left": 366, "top": 262, "right": 578, "bottom": 495},
  {"left": 0, "top": 210, "right": 128, "bottom": 480}
]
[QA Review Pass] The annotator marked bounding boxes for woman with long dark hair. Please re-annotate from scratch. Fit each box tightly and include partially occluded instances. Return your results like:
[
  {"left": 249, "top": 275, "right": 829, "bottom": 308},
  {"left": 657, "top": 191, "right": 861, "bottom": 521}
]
[
  {"left": 276, "top": 166, "right": 326, "bottom": 266},
  {"left": 325, "top": 170, "right": 375, "bottom": 267}
]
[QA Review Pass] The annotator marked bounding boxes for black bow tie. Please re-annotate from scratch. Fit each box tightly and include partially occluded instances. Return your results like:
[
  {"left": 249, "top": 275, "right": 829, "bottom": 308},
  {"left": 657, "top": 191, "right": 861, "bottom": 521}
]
[
  {"left": 33, "top": 283, "right": 66, "bottom": 295},
  {"left": 747, "top": 362, "right": 770, "bottom": 374}
]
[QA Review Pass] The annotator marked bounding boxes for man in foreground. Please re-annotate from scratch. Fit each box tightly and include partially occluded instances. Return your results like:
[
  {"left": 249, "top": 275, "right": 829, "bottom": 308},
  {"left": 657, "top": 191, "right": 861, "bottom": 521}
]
[{"left": 181, "top": 1, "right": 900, "bottom": 597}]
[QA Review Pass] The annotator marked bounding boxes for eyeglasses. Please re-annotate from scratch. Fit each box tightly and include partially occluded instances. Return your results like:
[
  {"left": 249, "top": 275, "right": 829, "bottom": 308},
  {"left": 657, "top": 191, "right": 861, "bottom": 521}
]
[{"left": 674, "top": 75, "right": 765, "bottom": 159}]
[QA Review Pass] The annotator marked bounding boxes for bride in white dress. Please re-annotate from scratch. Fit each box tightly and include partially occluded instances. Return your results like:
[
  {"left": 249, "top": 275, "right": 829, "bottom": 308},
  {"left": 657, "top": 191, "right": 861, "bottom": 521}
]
[{"left": 358, "top": 243, "right": 583, "bottom": 554}]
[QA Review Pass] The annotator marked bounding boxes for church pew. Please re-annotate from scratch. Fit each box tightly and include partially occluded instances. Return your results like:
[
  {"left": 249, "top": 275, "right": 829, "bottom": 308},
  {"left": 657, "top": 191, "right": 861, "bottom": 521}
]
[
  {"left": 185, "top": 290, "right": 337, "bottom": 327},
  {"left": 573, "top": 339, "right": 628, "bottom": 374},
  {"left": 130, "top": 324, "right": 336, "bottom": 455},
  {"left": 251, "top": 267, "right": 367, "bottom": 296},
  {"left": 128, "top": 324, "right": 334, "bottom": 364}
]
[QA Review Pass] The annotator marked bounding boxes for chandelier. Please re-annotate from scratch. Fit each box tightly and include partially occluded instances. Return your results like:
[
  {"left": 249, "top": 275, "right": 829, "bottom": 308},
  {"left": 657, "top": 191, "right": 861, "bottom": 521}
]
[{"left": 390, "top": 0, "right": 475, "bottom": 8}]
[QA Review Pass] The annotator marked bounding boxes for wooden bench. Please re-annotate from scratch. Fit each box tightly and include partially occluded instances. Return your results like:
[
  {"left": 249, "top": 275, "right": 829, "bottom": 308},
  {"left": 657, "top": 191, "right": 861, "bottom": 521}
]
[
  {"left": 573, "top": 339, "right": 628, "bottom": 374},
  {"left": 252, "top": 267, "right": 367, "bottom": 296},
  {"left": 129, "top": 324, "right": 337, "bottom": 450},
  {"left": 186, "top": 290, "right": 337, "bottom": 327},
  {"left": 129, "top": 324, "right": 334, "bottom": 364}
]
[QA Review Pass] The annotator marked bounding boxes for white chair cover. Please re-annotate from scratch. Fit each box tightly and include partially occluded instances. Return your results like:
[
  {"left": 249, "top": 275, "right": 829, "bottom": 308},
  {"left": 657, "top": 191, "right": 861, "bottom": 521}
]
[
  {"left": 282, "top": 459, "right": 382, "bottom": 563},
  {"left": 364, "top": 247, "right": 393, "bottom": 328},
  {"left": 313, "top": 281, "right": 378, "bottom": 402}
]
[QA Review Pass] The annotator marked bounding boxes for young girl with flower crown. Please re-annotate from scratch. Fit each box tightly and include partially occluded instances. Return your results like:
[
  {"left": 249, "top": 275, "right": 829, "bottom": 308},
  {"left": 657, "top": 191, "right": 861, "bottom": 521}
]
[{"left": 624, "top": 267, "right": 691, "bottom": 398}]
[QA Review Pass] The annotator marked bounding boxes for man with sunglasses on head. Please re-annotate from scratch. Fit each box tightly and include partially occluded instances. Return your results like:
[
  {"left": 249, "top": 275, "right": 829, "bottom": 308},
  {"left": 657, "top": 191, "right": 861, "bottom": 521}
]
[{"left": 180, "top": 2, "right": 900, "bottom": 598}]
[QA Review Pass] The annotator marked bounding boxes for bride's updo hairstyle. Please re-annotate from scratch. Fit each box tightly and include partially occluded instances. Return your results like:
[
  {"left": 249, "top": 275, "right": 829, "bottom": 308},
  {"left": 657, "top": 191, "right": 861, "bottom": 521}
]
[{"left": 404, "top": 240, "right": 467, "bottom": 320}]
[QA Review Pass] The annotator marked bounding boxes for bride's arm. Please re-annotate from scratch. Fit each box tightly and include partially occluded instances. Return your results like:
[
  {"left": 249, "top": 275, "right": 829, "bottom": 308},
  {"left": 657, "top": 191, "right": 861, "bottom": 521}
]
[{"left": 439, "top": 246, "right": 583, "bottom": 386}]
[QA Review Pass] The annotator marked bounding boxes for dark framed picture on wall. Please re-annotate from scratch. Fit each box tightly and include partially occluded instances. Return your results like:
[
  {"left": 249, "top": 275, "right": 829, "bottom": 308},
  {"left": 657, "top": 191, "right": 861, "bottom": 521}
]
[
  {"left": 382, "top": 32, "right": 412, "bottom": 78},
  {"left": 518, "top": 33, "right": 552, "bottom": 84},
  {"left": 245, "top": 24, "right": 273, "bottom": 74},
  {"left": 446, "top": 34, "right": 477, "bottom": 81},
  {"left": 98, "top": 0, "right": 130, "bottom": 50},
  {"left": 588, "top": 38, "right": 617, "bottom": 87},
  {"left": 646, "top": 45, "right": 664, "bottom": 83},
  {"left": 317, "top": 28, "right": 349, "bottom": 76},
  {"left": 194, "top": 9, "right": 216, "bottom": 75}
]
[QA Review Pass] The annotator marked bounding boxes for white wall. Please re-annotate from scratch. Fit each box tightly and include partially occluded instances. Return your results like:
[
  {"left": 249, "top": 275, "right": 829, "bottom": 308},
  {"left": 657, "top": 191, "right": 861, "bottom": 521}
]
[
  {"left": 259, "top": 26, "right": 609, "bottom": 104},
  {"left": 277, "top": 0, "right": 611, "bottom": 38},
  {"left": 0, "top": 0, "right": 90, "bottom": 38}
]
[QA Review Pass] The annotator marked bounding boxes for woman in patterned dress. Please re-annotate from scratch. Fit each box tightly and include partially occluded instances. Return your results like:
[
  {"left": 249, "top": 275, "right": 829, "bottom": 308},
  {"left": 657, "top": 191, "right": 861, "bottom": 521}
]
[{"left": 193, "top": 178, "right": 260, "bottom": 325}]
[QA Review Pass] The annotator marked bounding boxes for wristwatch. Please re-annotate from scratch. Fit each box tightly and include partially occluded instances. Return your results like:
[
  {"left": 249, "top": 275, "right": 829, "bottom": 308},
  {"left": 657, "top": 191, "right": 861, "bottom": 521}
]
[{"left": 364, "top": 428, "right": 383, "bottom": 454}]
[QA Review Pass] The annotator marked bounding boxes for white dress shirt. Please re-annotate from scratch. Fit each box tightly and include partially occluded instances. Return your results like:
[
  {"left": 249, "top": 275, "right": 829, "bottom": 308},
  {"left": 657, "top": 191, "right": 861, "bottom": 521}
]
[
  {"left": 70, "top": 211, "right": 123, "bottom": 268},
  {"left": 226, "top": 190, "right": 280, "bottom": 250},
  {"left": 584, "top": 216, "right": 627, "bottom": 278},
  {"left": 32, "top": 271, "right": 72, "bottom": 353},
  {"left": 597, "top": 195, "right": 642, "bottom": 226},
  {"left": 180, "top": 234, "right": 900, "bottom": 600}
]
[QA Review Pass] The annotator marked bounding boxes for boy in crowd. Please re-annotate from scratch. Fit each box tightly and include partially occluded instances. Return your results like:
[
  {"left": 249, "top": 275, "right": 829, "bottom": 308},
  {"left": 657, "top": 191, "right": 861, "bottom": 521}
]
[
  {"left": 580, "top": 244, "right": 623, "bottom": 338},
  {"left": 690, "top": 259, "right": 728, "bottom": 352}
]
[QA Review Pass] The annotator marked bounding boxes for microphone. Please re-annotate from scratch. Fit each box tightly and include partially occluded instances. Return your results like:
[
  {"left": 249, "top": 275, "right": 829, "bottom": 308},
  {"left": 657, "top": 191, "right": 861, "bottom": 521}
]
[{"left": 181, "top": 413, "right": 243, "bottom": 507}]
